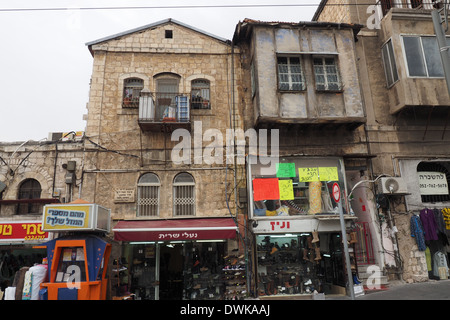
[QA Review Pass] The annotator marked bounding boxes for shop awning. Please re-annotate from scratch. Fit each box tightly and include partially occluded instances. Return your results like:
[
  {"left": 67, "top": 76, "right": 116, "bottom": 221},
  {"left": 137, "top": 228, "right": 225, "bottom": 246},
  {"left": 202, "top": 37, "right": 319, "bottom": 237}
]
[{"left": 112, "top": 217, "right": 238, "bottom": 242}]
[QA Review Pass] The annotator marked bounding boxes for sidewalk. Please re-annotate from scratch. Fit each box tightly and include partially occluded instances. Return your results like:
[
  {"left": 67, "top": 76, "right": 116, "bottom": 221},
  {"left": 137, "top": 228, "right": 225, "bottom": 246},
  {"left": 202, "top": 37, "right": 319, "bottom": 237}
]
[{"left": 327, "top": 279, "right": 450, "bottom": 300}]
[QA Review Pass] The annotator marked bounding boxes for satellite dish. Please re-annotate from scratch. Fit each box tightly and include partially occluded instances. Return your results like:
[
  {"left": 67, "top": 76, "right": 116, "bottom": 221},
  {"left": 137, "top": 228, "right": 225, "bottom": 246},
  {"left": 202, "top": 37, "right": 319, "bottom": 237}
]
[{"left": 384, "top": 178, "right": 399, "bottom": 193}]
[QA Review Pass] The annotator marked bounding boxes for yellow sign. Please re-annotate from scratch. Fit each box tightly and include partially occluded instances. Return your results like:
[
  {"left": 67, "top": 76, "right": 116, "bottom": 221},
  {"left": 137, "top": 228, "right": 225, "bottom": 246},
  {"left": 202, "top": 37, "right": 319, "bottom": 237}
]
[
  {"left": 43, "top": 205, "right": 90, "bottom": 231},
  {"left": 318, "top": 167, "right": 339, "bottom": 181},
  {"left": 279, "top": 179, "right": 295, "bottom": 200},
  {"left": 298, "top": 167, "right": 339, "bottom": 182},
  {"left": 298, "top": 168, "right": 319, "bottom": 182}
]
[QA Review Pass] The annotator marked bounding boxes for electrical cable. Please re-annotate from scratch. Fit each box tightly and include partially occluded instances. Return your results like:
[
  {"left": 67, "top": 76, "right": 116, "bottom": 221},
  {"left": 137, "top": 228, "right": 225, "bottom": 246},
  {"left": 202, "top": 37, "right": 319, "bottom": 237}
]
[{"left": 0, "top": 1, "right": 444, "bottom": 12}]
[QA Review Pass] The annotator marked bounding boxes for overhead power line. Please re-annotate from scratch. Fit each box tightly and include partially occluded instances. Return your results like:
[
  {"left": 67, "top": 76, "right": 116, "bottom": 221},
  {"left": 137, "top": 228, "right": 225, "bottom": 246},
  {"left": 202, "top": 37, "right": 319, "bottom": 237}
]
[
  {"left": 2, "top": 4, "right": 321, "bottom": 12},
  {"left": 0, "top": 3, "right": 377, "bottom": 13}
]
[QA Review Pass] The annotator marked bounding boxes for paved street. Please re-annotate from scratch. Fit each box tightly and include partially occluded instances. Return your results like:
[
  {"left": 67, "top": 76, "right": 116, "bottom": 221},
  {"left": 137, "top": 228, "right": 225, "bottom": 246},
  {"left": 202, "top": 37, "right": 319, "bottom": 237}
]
[{"left": 331, "top": 280, "right": 450, "bottom": 300}]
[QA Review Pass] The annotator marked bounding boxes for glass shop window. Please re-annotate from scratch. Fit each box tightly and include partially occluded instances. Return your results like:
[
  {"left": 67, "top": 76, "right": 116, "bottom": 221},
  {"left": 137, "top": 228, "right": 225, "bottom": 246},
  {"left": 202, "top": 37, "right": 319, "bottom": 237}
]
[
  {"left": 249, "top": 156, "right": 349, "bottom": 218},
  {"left": 55, "top": 247, "right": 87, "bottom": 282}
]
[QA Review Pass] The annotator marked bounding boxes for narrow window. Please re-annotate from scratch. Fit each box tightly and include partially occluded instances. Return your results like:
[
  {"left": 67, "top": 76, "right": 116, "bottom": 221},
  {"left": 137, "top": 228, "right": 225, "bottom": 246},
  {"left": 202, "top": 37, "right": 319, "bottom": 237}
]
[
  {"left": 277, "top": 56, "right": 305, "bottom": 91},
  {"left": 313, "top": 57, "right": 342, "bottom": 91},
  {"left": 137, "top": 173, "right": 160, "bottom": 217},
  {"left": 173, "top": 173, "right": 195, "bottom": 216},
  {"left": 165, "top": 30, "right": 173, "bottom": 39},
  {"left": 191, "top": 79, "right": 211, "bottom": 109},
  {"left": 381, "top": 39, "right": 399, "bottom": 87}
]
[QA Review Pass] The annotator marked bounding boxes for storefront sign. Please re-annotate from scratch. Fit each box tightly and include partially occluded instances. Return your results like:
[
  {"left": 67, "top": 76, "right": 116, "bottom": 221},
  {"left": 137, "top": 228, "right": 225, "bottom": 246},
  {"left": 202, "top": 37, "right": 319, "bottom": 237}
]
[
  {"left": 252, "top": 218, "right": 347, "bottom": 233},
  {"left": 0, "top": 221, "right": 49, "bottom": 242},
  {"left": 418, "top": 171, "right": 449, "bottom": 195},
  {"left": 43, "top": 203, "right": 110, "bottom": 232}
]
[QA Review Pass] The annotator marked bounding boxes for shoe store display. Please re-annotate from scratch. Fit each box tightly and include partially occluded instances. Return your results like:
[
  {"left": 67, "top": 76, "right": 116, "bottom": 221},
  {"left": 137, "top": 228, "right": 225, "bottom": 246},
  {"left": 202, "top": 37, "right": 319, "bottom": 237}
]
[{"left": 256, "top": 233, "right": 330, "bottom": 298}]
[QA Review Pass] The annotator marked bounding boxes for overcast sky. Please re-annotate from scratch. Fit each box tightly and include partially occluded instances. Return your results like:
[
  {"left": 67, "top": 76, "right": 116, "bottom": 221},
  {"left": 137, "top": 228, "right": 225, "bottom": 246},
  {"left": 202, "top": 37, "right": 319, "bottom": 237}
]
[{"left": 0, "top": 0, "right": 321, "bottom": 142}]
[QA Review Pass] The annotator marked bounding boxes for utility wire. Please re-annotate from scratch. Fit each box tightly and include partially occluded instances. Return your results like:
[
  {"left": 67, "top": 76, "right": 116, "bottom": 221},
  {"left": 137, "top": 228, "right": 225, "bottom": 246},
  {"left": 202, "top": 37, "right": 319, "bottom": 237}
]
[{"left": 0, "top": 2, "right": 440, "bottom": 12}]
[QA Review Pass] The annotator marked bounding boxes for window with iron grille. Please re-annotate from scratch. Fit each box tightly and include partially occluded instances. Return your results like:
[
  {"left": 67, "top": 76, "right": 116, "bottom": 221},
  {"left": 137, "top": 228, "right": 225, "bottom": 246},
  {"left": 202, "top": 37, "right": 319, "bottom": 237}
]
[
  {"left": 190, "top": 79, "right": 211, "bottom": 109},
  {"left": 137, "top": 173, "right": 160, "bottom": 217},
  {"left": 313, "top": 57, "right": 342, "bottom": 91},
  {"left": 277, "top": 56, "right": 305, "bottom": 91},
  {"left": 16, "top": 179, "right": 42, "bottom": 215},
  {"left": 123, "top": 78, "right": 143, "bottom": 108},
  {"left": 173, "top": 173, "right": 195, "bottom": 216}
]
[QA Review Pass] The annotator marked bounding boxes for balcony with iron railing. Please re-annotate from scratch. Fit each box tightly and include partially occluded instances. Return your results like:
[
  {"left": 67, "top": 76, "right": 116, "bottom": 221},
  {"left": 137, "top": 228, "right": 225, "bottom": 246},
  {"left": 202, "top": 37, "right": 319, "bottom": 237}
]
[
  {"left": 137, "top": 90, "right": 191, "bottom": 132},
  {"left": 376, "top": 0, "right": 439, "bottom": 17}
]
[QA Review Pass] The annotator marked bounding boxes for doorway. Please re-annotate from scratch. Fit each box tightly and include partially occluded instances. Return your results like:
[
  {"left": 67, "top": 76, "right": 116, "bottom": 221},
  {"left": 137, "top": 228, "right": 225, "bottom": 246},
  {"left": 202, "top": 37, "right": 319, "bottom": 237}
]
[{"left": 159, "top": 244, "right": 184, "bottom": 300}]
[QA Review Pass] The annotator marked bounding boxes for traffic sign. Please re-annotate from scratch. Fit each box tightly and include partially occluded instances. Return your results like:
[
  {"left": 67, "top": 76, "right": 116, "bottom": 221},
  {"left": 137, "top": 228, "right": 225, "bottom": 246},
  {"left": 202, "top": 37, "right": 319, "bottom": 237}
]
[{"left": 332, "top": 183, "right": 340, "bottom": 202}]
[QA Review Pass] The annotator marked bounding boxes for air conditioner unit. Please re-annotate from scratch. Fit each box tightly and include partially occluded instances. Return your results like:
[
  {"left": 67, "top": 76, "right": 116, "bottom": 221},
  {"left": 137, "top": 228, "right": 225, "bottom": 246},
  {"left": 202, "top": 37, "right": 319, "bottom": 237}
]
[{"left": 378, "top": 177, "right": 408, "bottom": 195}]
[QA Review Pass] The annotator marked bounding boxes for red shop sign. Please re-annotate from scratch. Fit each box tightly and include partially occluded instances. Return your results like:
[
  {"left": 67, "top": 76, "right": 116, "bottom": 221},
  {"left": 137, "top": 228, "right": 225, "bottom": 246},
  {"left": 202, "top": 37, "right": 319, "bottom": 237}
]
[{"left": 0, "top": 221, "right": 49, "bottom": 242}]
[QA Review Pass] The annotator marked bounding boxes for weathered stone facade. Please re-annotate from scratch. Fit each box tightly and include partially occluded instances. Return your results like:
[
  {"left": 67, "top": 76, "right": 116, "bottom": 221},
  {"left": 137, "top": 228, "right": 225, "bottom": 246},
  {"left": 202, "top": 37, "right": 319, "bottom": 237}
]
[
  {"left": 82, "top": 19, "right": 245, "bottom": 222},
  {"left": 314, "top": 0, "right": 450, "bottom": 283},
  {"left": 0, "top": 137, "right": 85, "bottom": 219}
]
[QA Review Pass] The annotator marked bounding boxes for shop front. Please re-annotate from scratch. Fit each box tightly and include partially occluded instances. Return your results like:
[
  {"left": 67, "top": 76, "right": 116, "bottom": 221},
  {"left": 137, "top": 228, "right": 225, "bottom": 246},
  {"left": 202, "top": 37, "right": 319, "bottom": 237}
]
[
  {"left": 112, "top": 217, "right": 242, "bottom": 300},
  {"left": 0, "top": 220, "right": 49, "bottom": 293},
  {"left": 247, "top": 155, "right": 357, "bottom": 298}
]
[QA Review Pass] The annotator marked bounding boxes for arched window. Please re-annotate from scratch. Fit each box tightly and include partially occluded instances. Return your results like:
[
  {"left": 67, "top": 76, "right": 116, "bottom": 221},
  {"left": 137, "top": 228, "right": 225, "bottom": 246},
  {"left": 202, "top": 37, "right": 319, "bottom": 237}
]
[
  {"left": 17, "top": 178, "right": 42, "bottom": 215},
  {"left": 173, "top": 173, "right": 195, "bottom": 216},
  {"left": 123, "top": 78, "right": 144, "bottom": 108},
  {"left": 137, "top": 173, "right": 160, "bottom": 217},
  {"left": 191, "top": 79, "right": 211, "bottom": 109},
  {"left": 152, "top": 73, "right": 180, "bottom": 121}
]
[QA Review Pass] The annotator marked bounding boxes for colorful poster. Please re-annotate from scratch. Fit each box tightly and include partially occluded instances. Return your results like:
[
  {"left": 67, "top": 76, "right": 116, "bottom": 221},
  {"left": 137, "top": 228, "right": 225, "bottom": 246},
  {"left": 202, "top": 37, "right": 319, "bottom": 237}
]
[
  {"left": 276, "top": 163, "right": 296, "bottom": 178},
  {"left": 279, "top": 179, "right": 295, "bottom": 200},
  {"left": 252, "top": 178, "right": 280, "bottom": 201}
]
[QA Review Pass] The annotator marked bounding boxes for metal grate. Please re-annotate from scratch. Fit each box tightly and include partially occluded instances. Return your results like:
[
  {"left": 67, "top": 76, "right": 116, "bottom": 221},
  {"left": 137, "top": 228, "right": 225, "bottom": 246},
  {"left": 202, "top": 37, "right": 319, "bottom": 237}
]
[
  {"left": 137, "top": 185, "right": 160, "bottom": 217},
  {"left": 123, "top": 78, "right": 143, "bottom": 108},
  {"left": 173, "top": 185, "right": 195, "bottom": 216}
]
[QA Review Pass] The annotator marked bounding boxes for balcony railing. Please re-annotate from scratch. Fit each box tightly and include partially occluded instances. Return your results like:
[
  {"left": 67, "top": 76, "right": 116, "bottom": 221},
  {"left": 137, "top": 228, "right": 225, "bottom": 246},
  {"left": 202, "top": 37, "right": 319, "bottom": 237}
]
[
  {"left": 376, "top": 0, "right": 436, "bottom": 18},
  {"left": 138, "top": 92, "right": 190, "bottom": 132}
]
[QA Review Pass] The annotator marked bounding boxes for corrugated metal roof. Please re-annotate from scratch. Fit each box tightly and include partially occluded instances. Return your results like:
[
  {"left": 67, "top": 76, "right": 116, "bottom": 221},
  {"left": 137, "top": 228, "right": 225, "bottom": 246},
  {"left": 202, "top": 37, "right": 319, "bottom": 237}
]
[{"left": 233, "top": 18, "right": 363, "bottom": 42}]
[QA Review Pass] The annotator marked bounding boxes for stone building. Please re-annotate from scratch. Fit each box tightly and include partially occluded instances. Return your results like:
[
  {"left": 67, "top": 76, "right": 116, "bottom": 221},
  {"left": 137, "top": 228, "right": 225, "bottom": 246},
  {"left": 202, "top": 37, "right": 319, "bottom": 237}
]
[
  {"left": 0, "top": 133, "right": 85, "bottom": 290},
  {"left": 81, "top": 18, "right": 246, "bottom": 300},
  {"left": 314, "top": 0, "right": 450, "bottom": 284},
  {"left": 232, "top": 19, "right": 376, "bottom": 297}
]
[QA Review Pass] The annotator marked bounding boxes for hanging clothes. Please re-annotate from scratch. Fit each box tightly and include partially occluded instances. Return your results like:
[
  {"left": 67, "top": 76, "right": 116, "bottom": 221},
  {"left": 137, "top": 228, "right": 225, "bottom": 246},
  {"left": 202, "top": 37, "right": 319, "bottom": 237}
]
[
  {"left": 411, "top": 214, "right": 427, "bottom": 251},
  {"left": 420, "top": 208, "right": 439, "bottom": 241},
  {"left": 433, "top": 209, "right": 447, "bottom": 234},
  {"left": 442, "top": 208, "right": 450, "bottom": 231},
  {"left": 433, "top": 251, "right": 449, "bottom": 279},
  {"left": 425, "top": 247, "right": 432, "bottom": 272}
]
